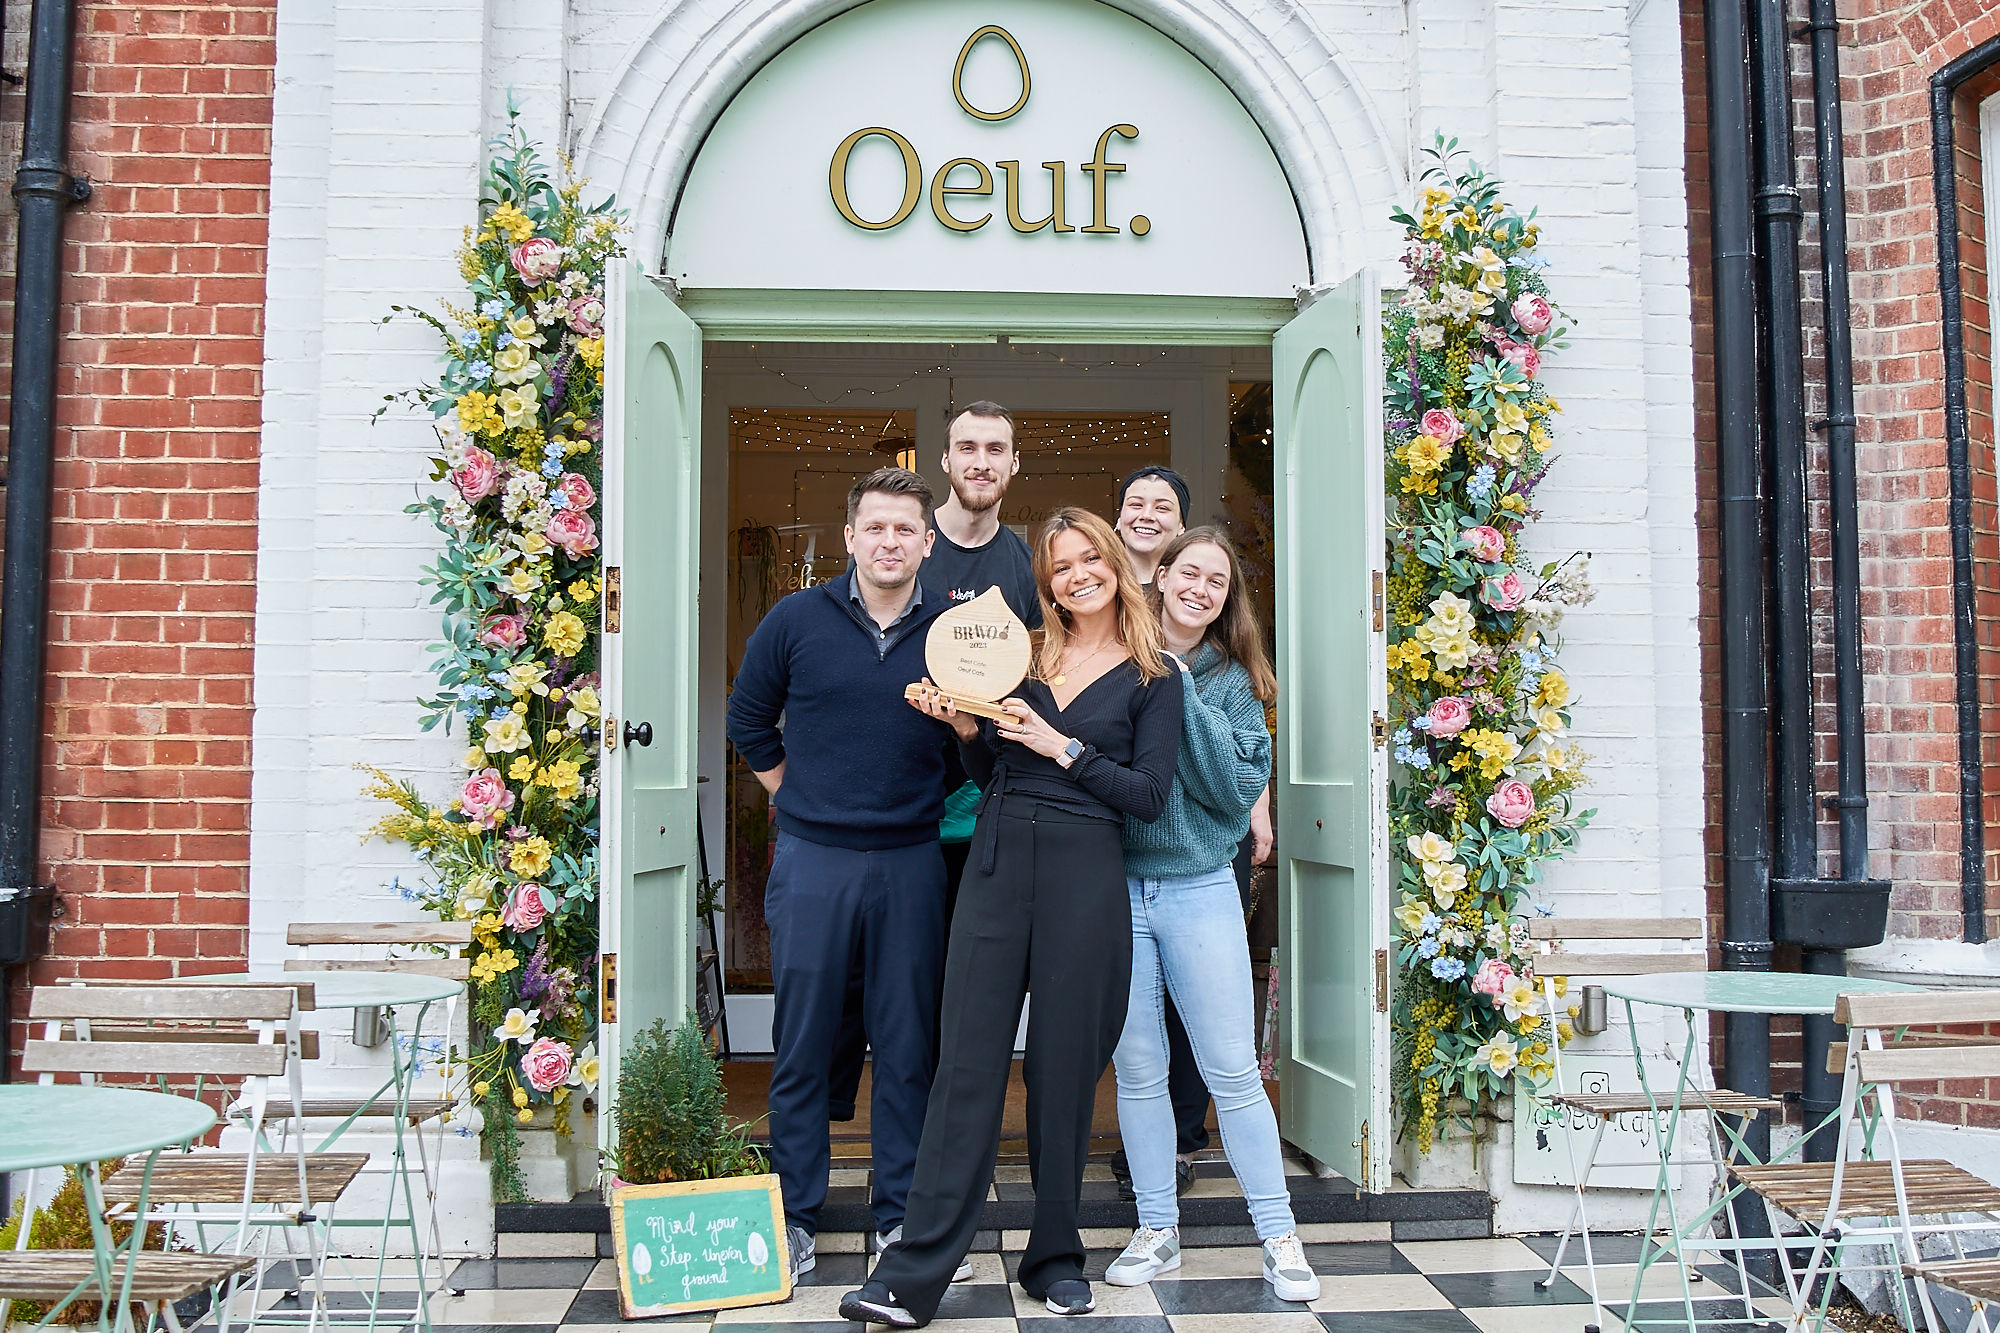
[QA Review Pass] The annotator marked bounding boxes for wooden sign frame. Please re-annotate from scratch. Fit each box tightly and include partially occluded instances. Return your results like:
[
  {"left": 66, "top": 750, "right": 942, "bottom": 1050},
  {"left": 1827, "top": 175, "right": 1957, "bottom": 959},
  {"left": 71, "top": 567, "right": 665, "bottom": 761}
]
[
  {"left": 904, "top": 586, "right": 1031, "bottom": 720},
  {"left": 609, "top": 1174, "right": 792, "bottom": 1316}
]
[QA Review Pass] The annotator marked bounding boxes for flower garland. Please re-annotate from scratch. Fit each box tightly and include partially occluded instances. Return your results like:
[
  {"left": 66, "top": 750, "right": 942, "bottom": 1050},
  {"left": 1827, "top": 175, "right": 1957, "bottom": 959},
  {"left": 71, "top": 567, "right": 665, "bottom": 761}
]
[
  {"left": 1383, "top": 138, "right": 1596, "bottom": 1151},
  {"left": 364, "top": 118, "right": 624, "bottom": 1200}
]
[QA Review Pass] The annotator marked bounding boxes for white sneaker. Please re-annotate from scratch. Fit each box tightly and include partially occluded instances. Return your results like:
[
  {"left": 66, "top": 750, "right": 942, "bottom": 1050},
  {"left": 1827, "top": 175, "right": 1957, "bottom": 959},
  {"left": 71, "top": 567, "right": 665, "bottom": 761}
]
[
  {"left": 1261, "top": 1232, "right": 1319, "bottom": 1302},
  {"left": 872, "top": 1224, "right": 973, "bottom": 1283},
  {"left": 1105, "top": 1226, "right": 1181, "bottom": 1286}
]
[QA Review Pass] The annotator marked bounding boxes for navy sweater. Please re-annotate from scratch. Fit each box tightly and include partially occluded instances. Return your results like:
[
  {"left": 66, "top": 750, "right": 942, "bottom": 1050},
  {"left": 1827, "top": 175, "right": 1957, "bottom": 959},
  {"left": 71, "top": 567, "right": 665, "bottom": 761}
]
[{"left": 725, "top": 571, "right": 955, "bottom": 850}]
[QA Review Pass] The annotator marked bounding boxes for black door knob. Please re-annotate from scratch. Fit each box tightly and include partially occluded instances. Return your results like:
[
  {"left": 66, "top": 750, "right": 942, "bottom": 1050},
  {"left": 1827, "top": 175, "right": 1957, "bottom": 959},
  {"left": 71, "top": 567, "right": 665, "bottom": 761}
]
[{"left": 624, "top": 720, "right": 654, "bottom": 748}]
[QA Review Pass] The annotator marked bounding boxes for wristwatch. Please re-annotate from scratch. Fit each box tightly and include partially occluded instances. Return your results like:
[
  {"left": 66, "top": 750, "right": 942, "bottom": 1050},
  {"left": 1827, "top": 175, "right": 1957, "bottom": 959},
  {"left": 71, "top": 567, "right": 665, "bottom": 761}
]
[{"left": 1058, "top": 738, "right": 1085, "bottom": 770}]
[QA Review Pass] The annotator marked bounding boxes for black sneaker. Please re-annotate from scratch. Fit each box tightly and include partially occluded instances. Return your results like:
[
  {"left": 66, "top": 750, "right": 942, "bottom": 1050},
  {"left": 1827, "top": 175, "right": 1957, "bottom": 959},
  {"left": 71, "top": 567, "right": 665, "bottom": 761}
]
[
  {"left": 1109, "top": 1149, "right": 1135, "bottom": 1201},
  {"left": 840, "top": 1280, "right": 920, "bottom": 1327},
  {"left": 1043, "top": 1279, "right": 1095, "bottom": 1315},
  {"left": 1176, "top": 1156, "right": 1197, "bottom": 1196}
]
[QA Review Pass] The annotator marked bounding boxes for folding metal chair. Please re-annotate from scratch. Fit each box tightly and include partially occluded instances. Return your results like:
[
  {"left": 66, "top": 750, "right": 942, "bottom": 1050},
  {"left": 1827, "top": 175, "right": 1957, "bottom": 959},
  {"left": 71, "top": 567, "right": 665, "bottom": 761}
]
[
  {"left": 22, "top": 980, "right": 367, "bottom": 1333},
  {"left": 1735, "top": 989, "right": 2000, "bottom": 1332},
  {"left": 1530, "top": 917, "right": 1781, "bottom": 1332}
]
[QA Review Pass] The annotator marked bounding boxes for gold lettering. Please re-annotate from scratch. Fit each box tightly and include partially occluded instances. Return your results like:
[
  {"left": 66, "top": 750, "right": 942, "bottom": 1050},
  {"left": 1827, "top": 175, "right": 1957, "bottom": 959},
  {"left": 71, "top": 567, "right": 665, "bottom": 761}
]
[
  {"left": 829, "top": 127, "right": 923, "bottom": 230},
  {"left": 1081, "top": 124, "right": 1138, "bottom": 234},
  {"left": 998, "top": 160, "right": 1072, "bottom": 234},
  {"left": 929, "top": 157, "right": 994, "bottom": 232},
  {"left": 952, "top": 26, "right": 1031, "bottom": 122}
]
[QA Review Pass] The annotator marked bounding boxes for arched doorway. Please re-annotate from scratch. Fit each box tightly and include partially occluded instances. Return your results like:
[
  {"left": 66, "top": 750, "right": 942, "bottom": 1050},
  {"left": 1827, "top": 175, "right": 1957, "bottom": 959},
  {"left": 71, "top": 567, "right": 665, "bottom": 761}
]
[{"left": 594, "top": 0, "right": 1394, "bottom": 1189}]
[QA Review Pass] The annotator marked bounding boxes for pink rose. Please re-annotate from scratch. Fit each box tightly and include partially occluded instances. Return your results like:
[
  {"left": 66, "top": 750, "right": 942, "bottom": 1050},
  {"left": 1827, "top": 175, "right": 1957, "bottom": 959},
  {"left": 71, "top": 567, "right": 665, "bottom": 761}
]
[
  {"left": 510, "top": 237, "right": 563, "bottom": 285},
  {"left": 460, "top": 768, "right": 516, "bottom": 830},
  {"left": 503, "top": 882, "right": 549, "bottom": 933},
  {"left": 1496, "top": 339, "right": 1542, "bottom": 378},
  {"left": 1463, "top": 525, "right": 1506, "bottom": 563},
  {"left": 1419, "top": 408, "right": 1462, "bottom": 446},
  {"left": 546, "top": 508, "right": 599, "bottom": 559},
  {"left": 1511, "top": 293, "right": 1553, "bottom": 336},
  {"left": 451, "top": 446, "right": 499, "bottom": 502},
  {"left": 1482, "top": 571, "right": 1528, "bottom": 611},
  {"left": 564, "top": 295, "right": 605, "bottom": 336},
  {"left": 522, "top": 1037, "right": 573, "bottom": 1094},
  {"left": 480, "top": 613, "right": 527, "bottom": 651},
  {"left": 1486, "top": 778, "right": 1536, "bottom": 829},
  {"left": 557, "top": 472, "right": 596, "bottom": 511},
  {"left": 1427, "top": 696, "right": 1472, "bottom": 738},
  {"left": 1472, "top": 958, "right": 1515, "bottom": 998}
]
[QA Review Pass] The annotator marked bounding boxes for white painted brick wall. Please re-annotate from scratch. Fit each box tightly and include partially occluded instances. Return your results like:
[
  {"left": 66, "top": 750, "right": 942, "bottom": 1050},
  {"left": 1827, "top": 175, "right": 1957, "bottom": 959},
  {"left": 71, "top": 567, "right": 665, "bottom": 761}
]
[{"left": 254, "top": 0, "right": 1704, "bottom": 1242}]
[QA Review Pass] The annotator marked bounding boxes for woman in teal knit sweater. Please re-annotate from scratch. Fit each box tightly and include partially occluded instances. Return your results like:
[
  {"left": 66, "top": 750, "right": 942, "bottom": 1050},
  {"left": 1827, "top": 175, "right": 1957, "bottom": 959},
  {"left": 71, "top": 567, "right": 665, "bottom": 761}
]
[{"left": 1104, "top": 528, "right": 1319, "bottom": 1304}]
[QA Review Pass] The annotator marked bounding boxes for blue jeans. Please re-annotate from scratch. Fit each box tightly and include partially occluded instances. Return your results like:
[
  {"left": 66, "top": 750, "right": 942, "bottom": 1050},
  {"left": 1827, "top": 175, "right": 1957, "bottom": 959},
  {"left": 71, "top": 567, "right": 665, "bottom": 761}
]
[{"left": 1112, "top": 866, "right": 1296, "bottom": 1238}]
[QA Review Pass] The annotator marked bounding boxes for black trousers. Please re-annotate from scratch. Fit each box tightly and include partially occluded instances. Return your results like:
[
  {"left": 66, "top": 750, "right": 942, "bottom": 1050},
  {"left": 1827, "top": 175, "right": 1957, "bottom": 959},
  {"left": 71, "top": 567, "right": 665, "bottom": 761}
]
[
  {"left": 764, "top": 833, "right": 945, "bottom": 1235},
  {"left": 829, "top": 840, "right": 972, "bottom": 1121},
  {"left": 871, "top": 798, "right": 1132, "bottom": 1320},
  {"left": 1161, "top": 832, "right": 1259, "bottom": 1154}
]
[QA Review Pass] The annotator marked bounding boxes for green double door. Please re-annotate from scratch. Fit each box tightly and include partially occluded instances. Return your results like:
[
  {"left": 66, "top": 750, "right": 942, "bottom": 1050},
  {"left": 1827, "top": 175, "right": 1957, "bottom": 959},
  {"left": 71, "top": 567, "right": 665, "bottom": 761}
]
[{"left": 601, "top": 263, "right": 1388, "bottom": 1190}]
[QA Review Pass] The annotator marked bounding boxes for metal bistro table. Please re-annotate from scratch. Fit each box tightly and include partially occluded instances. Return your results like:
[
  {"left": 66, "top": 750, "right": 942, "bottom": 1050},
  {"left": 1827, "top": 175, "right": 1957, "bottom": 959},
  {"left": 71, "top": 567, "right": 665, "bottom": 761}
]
[
  {"left": 196, "top": 969, "right": 463, "bottom": 1330},
  {"left": 0, "top": 1084, "right": 218, "bottom": 1333},
  {"left": 1602, "top": 970, "right": 1921, "bottom": 1333}
]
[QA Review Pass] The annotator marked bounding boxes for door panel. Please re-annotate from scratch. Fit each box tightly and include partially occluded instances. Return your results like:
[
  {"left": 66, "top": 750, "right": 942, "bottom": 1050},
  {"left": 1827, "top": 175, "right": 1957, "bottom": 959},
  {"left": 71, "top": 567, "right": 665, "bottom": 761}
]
[
  {"left": 602, "top": 264, "right": 702, "bottom": 1155},
  {"left": 1274, "top": 270, "right": 1388, "bottom": 1190}
]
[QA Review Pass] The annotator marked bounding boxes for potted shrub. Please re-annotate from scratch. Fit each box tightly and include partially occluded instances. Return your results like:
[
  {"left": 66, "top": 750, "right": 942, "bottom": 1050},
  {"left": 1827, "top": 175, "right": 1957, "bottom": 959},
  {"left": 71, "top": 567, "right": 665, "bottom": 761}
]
[{"left": 604, "top": 1011, "right": 765, "bottom": 1188}]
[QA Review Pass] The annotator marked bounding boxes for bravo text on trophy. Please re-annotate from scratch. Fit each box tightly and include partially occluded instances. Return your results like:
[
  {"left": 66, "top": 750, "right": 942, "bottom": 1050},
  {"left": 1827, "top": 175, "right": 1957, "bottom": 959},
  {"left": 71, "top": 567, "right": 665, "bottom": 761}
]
[{"left": 903, "top": 587, "right": 1032, "bottom": 721}]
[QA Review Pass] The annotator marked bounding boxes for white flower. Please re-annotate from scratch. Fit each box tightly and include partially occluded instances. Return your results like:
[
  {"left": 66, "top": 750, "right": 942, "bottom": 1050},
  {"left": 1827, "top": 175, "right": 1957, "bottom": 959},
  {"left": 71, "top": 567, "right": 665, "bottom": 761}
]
[
  {"left": 493, "top": 1007, "right": 541, "bottom": 1045},
  {"left": 1499, "top": 977, "right": 1540, "bottom": 1023},
  {"left": 1405, "top": 832, "right": 1454, "bottom": 865},
  {"left": 1473, "top": 1031, "right": 1520, "bottom": 1077},
  {"left": 567, "top": 1042, "right": 600, "bottom": 1093}
]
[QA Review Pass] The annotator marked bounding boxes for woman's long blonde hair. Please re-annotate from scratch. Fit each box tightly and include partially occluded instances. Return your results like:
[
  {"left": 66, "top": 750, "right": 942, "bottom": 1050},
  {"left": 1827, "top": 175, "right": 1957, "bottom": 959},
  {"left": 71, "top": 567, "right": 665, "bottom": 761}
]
[
  {"left": 1030, "top": 507, "right": 1171, "bottom": 683},
  {"left": 1155, "top": 527, "right": 1278, "bottom": 703}
]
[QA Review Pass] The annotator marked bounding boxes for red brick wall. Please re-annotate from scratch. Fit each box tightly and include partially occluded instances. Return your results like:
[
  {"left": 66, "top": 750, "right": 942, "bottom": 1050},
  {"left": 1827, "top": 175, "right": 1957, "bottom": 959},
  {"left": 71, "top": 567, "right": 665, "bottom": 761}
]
[{"left": 1, "top": 1, "right": 274, "bottom": 1067}]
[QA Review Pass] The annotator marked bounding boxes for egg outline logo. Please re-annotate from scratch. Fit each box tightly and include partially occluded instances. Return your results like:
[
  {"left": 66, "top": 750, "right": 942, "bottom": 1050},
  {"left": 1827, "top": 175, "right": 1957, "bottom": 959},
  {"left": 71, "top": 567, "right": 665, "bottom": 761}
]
[
  {"left": 631, "top": 1242, "right": 653, "bottom": 1278},
  {"left": 953, "top": 25, "right": 1031, "bottom": 122},
  {"left": 747, "top": 1229, "right": 770, "bottom": 1274}
]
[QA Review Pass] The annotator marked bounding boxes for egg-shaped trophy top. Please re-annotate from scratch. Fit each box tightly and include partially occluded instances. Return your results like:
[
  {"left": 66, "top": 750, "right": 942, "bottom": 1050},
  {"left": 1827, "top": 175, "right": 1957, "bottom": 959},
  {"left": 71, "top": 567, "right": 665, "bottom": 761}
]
[{"left": 923, "top": 586, "right": 1032, "bottom": 704}]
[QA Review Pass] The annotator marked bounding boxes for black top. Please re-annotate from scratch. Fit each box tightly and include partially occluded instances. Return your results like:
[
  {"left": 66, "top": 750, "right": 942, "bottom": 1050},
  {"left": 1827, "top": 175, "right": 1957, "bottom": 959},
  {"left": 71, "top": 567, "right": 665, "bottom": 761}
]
[
  {"left": 961, "top": 659, "right": 1183, "bottom": 827},
  {"left": 920, "top": 523, "right": 1044, "bottom": 629}
]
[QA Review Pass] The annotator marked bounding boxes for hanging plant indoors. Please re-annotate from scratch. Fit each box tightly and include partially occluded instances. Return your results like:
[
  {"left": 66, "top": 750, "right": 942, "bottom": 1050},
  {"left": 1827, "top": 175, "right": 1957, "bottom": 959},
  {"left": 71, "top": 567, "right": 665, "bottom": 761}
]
[
  {"left": 1382, "top": 135, "right": 1597, "bottom": 1152},
  {"left": 362, "top": 110, "right": 625, "bottom": 1201}
]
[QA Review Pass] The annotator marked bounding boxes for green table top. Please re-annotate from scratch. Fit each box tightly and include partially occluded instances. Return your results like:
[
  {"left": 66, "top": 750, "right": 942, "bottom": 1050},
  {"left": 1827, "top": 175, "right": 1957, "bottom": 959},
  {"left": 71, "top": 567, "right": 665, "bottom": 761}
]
[
  {"left": 0, "top": 1085, "right": 216, "bottom": 1174},
  {"left": 1603, "top": 970, "right": 1923, "bottom": 1016},
  {"left": 191, "top": 969, "right": 463, "bottom": 1009}
]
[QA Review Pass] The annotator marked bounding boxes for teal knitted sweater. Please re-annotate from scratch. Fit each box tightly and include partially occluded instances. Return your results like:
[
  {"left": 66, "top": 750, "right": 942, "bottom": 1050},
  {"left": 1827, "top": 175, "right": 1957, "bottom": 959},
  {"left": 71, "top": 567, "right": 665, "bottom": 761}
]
[{"left": 1122, "top": 643, "right": 1273, "bottom": 877}]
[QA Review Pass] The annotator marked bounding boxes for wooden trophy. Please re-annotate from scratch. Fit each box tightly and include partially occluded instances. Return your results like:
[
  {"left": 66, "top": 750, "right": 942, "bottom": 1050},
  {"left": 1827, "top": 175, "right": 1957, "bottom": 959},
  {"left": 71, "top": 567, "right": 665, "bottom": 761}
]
[{"left": 903, "top": 587, "right": 1032, "bottom": 721}]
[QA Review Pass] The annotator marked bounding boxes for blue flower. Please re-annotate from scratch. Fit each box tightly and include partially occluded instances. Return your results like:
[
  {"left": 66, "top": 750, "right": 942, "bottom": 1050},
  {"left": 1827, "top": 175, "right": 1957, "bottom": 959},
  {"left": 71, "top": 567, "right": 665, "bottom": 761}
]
[
  {"left": 466, "top": 360, "right": 492, "bottom": 382},
  {"left": 549, "top": 493, "right": 569, "bottom": 511},
  {"left": 543, "top": 441, "right": 564, "bottom": 457},
  {"left": 541, "top": 460, "right": 563, "bottom": 478},
  {"left": 1420, "top": 912, "right": 1441, "bottom": 934},
  {"left": 1467, "top": 464, "right": 1497, "bottom": 501},
  {"left": 1406, "top": 750, "right": 1433, "bottom": 771},
  {"left": 496, "top": 332, "right": 515, "bottom": 351},
  {"left": 1411, "top": 715, "right": 1434, "bottom": 731},
  {"left": 457, "top": 328, "right": 481, "bottom": 349},
  {"left": 1394, "top": 727, "right": 1413, "bottom": 747},
  {"left": 480, "top": 299, "right": 506, "bottom": 318},
  {"left": 1430, "top": 957, "right": 1467, "bottom": 982},
  {"left": 1417, "top": 937, "right": 1441, "bottom": 959}
]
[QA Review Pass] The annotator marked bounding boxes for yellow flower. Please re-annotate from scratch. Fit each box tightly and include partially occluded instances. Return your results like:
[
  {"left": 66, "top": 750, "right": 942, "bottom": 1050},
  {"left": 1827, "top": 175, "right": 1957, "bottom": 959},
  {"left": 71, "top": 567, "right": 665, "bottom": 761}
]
[
  {"left": 508, "top": 754, "right": 535, "bottom": 782},
  {"left": 1534, "top": 705, "right": 1567, "bottom": 737},
  {"left": 1537, "top": 670, "right": 1571, "bottom": 708},
  {"left": 1406, "top": 832, "right": 1455, "bottom": 865},
  {"left": 457, "top": 390, "right": 503, "bottom": 437},
  {"left": 470, "top": 948, "right": 520, "bottom": 984},
  {"left": 482, "top": 713, "right": 530, "bottom": 754},
  {"left": 1474, "top": 1031, "right": 1520, "bottom": 1077},
  {"left": 481, "top": 203, "right": 534, "bottom": 243},
  {"left": 567, "top": 578, "right": 597, "bottom": 604},
  {"left": 1557, "top": 1020, "right": 1575, "bottom": 1043},
  {"left": 570, "top": 1043, "right": 600, "bottom": 1092},
  {"left": 498, "top": 386, "right": 539, "bottom": 431},
  {"left": 464, "top": 746, "right": 488, "bottom": 770},
  {"left": 512, "top": 1086, "right": 530, "bottom": 1109},
  {"left": 1529, "top": 422, "right": 1553, "bottom": 453},
  {"left": 510, "top": 835, "right": 554, "bottom": 878},
  {"left": 539, "top": 759, "right": 583, "bottom": 801},
  {"left": 1395, "top": 897, "right": 1430, "bottom": 934},
  {"left": 1404, "top": 434, "right": 1451, "bottom": 475},
  {"left": 507, "top": 564, "right": 544, "bottom": 596},
  {"left": 1468, "top": 245, "right": 1508, "bottom": 294},
  {"left": 1421, "top": 186, "right": 1453, "bottom": 212},
  {"left": 577, "top": 336, "right": 605, "bottom": 369},
  {"left": 566, "top": 685, "right": 601, "bottom": 731},
  {"left": 1493, "top": 400, "right": 1528, "bottom": 434},
  {"left": 1424, "top": 861, "right": 1468, "bottom": 904},
  {"left": 543, "top": 611, "right": 587, "bottom": 658},
  {"left": 492, "top": 342, "right": 537, "bottom": 386},
  {"left": 564, "top": 434, "right": 593, "bottom": 457},
  {"left": 1425, "top": 591, "right": 1476, "bottom": 637},
  {"left": 518, "top": 530, "right": 551, "bottom": 557},
  {"left": 492, "top": 1006, "right": 541, "bottom": 1045},
  {"left": 506, "top": 315, "right": 545, "bottom": 347},
  {"left": 1488, "top": 431, "right": 1525, "bottom": 464}
]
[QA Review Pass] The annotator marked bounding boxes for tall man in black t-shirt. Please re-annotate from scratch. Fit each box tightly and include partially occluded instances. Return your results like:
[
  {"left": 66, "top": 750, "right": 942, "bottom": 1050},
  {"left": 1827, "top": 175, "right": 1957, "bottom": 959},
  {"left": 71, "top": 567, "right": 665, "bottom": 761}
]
[{"left": 827, "top": 404, "right": 1045, "bottom": 1255}]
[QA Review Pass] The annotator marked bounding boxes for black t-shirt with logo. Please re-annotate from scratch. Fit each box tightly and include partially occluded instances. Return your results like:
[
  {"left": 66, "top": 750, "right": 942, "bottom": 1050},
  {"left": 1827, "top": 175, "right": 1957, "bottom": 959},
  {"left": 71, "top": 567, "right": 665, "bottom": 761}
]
[{"left": 920, "top": 523, "right": 1044, "bottom": 629}]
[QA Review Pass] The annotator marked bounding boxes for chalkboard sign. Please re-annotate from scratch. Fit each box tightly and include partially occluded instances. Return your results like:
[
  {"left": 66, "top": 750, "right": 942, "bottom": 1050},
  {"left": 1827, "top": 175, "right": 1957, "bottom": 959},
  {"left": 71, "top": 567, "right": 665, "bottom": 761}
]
[{"left": 609, "top": 1175, "right": 791, "bottom": 1316}]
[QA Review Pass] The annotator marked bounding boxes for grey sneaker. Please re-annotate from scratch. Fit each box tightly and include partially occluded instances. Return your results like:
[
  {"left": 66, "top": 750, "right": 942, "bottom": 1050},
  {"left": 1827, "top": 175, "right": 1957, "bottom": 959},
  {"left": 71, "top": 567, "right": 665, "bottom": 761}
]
[
  {"left": 1261, "top": 1232, "right": 1319, "bottom": 1301},
  {"left": 1105, "top": 1225, "right": 1181, "bottom": 1286},
  {"left": 872, "top": 1224, "right": 973, "bottom": 1282},
  {"left": 788, "top": 1224, "right": 815, "bottom": 1279}
]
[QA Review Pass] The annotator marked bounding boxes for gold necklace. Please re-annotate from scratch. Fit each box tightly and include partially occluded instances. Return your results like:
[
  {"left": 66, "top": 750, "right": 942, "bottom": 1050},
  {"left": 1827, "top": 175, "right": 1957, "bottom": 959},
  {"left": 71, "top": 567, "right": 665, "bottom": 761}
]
[{"left": 1052, "top": 640, "right": 1117, "bottom": 687}]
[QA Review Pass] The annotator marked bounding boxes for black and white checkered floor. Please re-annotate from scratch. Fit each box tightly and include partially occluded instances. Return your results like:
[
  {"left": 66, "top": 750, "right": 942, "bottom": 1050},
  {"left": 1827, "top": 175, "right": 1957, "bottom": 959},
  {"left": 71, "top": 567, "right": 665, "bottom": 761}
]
[{"left": 216, "top": 1233, "right": 1798, "bottom": 1333}]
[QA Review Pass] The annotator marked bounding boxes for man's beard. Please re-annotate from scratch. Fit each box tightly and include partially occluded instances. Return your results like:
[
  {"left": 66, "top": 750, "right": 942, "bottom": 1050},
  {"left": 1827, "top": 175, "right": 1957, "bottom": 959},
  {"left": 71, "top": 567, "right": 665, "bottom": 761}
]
[{"left": 951, "top": 473, "right": 1003, "bottom": 513}]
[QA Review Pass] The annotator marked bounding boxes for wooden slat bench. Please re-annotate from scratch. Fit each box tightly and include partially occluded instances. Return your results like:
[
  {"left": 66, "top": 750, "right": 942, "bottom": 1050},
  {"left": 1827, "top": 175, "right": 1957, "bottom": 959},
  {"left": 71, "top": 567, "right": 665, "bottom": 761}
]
[
  {"left": 99, "top": 1153, "right": 371, "bottom": 1208},
  {"left": 0, "top": 1251, "right": 257, "bottom": 1304}
]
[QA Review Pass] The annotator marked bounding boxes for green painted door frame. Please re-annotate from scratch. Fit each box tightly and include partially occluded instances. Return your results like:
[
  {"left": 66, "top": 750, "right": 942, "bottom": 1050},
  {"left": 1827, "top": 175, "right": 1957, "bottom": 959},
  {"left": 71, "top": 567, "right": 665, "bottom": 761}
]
[{"left": 603, "top": 276, "right": 1390, "bottom": 1188}]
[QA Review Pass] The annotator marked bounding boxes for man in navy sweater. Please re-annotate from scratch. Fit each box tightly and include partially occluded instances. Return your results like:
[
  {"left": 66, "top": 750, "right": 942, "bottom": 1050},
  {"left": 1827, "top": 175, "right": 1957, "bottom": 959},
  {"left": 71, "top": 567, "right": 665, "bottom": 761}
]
[{"left": 726, "top": 467, "right": 956, "bottom": 1281}]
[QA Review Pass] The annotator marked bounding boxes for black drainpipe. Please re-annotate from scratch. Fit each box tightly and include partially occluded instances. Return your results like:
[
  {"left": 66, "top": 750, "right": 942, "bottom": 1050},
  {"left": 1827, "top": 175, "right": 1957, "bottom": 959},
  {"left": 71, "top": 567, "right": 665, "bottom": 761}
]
[
  {"left": 1706, "top": 0, "right": 1776, "bottom": 1197},
  {"left": 0, "top": 0, "right": 88, "bottom": 1176},
  {"left": 1931, "top": 34, "right": 2000, "bottom": 944}
]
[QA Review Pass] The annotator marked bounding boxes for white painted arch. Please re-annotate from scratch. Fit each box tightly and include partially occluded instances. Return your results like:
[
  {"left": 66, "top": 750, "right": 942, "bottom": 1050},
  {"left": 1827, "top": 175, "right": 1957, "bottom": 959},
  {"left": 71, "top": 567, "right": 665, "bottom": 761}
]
[{"left": 575, "top": 0, "right": 1408, "bottom": 289}]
